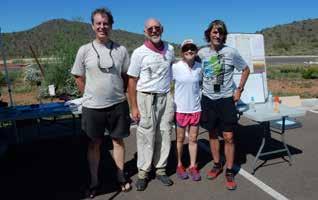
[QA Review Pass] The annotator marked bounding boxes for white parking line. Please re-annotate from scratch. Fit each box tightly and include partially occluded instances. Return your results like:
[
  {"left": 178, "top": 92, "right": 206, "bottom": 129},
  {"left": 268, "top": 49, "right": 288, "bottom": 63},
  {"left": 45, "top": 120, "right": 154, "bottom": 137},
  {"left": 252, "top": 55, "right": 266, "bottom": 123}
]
[
  {"left": 198, "top": 140, "right": 289, "bottom": 200},
  {"left": 237, "top": 168, "right": 289, "bottom": 200}
]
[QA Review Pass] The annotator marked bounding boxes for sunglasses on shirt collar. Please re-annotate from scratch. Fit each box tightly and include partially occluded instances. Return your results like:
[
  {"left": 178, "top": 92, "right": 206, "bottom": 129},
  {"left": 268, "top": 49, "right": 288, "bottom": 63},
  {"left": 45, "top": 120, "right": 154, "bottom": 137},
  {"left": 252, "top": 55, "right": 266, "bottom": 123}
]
[{"left": 91, "top": 41, "right": 114, "bottom": 73}]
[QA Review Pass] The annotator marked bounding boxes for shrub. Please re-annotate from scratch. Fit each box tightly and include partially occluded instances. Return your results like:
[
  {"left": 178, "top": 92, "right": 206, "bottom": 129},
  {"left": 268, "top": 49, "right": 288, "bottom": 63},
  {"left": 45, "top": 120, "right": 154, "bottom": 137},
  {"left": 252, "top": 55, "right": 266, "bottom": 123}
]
[
  {"left": 302, "top": 67, "right": 318, "bottom": 79},
  {"left": 0, "top": 72, "right": 5, "bottom": 85}
]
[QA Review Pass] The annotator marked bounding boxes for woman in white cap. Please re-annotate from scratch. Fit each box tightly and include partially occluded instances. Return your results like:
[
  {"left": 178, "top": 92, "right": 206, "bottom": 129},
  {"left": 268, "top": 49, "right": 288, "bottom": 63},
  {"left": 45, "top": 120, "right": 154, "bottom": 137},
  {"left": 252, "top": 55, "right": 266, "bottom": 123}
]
[{"left": 172, "top": 39, "right": 202, "bottom": 181}]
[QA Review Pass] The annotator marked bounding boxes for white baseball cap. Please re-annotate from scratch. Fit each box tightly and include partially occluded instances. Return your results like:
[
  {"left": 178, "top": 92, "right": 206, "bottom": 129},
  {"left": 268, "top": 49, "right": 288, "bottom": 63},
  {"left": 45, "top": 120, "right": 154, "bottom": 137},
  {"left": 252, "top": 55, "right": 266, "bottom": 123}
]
[{"left": 181, "top": 39, "right": 198, "bottom": 50}]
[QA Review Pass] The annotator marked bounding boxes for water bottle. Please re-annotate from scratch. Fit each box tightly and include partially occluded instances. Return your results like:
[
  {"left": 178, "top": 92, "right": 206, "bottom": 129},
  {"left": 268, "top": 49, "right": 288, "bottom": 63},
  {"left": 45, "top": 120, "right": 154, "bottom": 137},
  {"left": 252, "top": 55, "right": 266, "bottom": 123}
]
[
  {"left": 268, "top": 92, "right": 273, "bottom": 108},
  {"left": 250, "top": 96, "right": 256, "bottom": 112}
]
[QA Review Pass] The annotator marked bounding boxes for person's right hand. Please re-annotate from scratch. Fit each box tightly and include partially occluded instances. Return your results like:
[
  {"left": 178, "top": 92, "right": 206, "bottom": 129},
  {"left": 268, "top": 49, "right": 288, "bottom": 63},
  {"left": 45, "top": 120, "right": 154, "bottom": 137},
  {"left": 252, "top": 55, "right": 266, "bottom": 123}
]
[{"left": 131, "top": 107, "right": 141, "bottom": 123}]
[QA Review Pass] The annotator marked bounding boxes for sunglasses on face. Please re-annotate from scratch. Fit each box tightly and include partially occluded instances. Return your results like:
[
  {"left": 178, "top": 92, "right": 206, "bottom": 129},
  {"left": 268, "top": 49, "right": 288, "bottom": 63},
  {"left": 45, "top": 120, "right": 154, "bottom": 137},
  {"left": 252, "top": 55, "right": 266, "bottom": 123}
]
[
  {"left": 146, "top": 26, "right": 161, "bottom": 33},
  {"left": 182, "top": 45, "right": 197, "bottom": 53},
  {"left": 183, "top": 50, "right": 196, "bottom": 56}
]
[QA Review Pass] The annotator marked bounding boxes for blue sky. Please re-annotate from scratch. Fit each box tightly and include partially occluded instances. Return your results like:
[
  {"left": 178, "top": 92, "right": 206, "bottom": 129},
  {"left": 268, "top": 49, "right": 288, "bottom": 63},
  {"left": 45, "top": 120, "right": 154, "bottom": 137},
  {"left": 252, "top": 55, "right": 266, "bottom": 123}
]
[{"left": 1, "top": 0, "right": 317, "bottom": 45}]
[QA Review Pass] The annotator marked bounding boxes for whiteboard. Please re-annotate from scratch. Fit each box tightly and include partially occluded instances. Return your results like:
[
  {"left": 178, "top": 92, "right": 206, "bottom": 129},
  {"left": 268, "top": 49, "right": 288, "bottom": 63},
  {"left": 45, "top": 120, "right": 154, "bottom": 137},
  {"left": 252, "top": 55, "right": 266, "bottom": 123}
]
[
  {"left": 226, "top": 33, "right": 268, "bottom": 103},
  {"left": 234, "top": 73, "right": 266, "bottom": 104},
  {"left": 226, "top": 34, "right": 266, "bottom": 74}
]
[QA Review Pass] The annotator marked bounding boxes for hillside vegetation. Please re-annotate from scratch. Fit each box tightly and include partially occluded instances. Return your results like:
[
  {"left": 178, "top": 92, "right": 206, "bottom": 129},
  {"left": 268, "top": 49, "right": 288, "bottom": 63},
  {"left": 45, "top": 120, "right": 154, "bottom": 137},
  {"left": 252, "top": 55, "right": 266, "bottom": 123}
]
[
  {"left": 258, "top": 18, "right": 318, "bottom": 55},
  {"left": 1, "top": 19, "right": 178, "bottom": 59},
  {"left": 2, "top": 18, "right": 318, "bottom": 58}
]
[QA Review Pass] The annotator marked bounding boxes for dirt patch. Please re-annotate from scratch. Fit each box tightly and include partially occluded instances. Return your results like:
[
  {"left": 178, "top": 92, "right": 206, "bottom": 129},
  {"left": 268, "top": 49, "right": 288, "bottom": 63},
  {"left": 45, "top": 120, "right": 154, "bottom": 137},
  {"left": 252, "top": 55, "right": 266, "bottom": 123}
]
[
  {"left": 1, "top": 87, "right": 62, "bottom": 105},
  {"left": 268, "top": 79, "right": 318, "bottom": 98},
  {"left": 1, "top": 79, "right": 318, "bottom": 106}
]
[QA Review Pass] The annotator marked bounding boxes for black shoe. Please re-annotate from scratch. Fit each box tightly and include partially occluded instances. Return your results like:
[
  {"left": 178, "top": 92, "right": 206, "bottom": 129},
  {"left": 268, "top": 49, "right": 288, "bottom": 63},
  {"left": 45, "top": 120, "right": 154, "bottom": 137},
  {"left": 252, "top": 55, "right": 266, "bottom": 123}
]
[
  {"left": 135, "top": 178, "right": 147, "bottom": 191},
  {"left": 156, "top": 175, "right": 173, "bottom": 186}
]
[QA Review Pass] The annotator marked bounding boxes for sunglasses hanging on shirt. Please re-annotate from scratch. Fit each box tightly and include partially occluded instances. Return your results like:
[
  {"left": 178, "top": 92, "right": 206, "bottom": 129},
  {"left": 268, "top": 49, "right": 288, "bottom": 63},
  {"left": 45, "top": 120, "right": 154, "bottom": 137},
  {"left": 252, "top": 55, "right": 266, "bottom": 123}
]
[{"left": 91, "top": 41, "right": 114, "bottom": 73}]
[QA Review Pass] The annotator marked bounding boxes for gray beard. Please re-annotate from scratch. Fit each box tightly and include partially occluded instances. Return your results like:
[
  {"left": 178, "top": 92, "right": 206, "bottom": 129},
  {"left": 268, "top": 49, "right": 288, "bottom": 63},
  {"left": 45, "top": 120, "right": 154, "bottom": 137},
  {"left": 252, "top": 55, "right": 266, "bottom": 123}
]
[{"left": 147, "top": 35, "right": 161, "bottom": 44}]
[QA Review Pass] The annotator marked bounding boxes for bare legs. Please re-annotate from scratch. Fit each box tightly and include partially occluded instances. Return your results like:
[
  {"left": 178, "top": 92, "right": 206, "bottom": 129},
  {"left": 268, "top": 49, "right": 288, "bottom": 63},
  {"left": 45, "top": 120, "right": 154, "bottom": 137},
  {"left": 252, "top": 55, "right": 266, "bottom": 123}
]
[
  {"left": 176, "top": 126, "right": 199, "bottom": 167},
  {"left": 87, "top": 138, "right": 129, "bottom": 190},
  {"left": 87, "top": 139, "right": 103, "bottom": 188},
  {"left": 209, "top": 130, "right": 235, "bottom": 169}
]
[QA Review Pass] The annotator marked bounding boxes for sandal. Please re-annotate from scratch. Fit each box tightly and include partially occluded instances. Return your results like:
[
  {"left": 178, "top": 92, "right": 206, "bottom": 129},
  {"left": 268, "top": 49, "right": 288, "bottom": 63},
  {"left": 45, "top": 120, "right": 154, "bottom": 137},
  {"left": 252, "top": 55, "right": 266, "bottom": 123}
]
[
  {"left": 120, "top": 181, "right": 132, "bottom": 192},
  {"left": 86, "top": 184, "right": 100, "bottom": 199},
  {"left": 117, "top": 170, "right": 132, "bottom": 192}
]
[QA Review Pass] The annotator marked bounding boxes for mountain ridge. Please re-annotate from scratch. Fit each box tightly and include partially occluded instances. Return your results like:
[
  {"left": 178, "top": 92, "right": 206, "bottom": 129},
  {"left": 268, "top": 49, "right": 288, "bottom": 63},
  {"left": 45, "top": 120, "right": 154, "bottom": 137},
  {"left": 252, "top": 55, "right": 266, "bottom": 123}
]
[{"left": 2, "top": 18, "right": 318, "bottom": 58}]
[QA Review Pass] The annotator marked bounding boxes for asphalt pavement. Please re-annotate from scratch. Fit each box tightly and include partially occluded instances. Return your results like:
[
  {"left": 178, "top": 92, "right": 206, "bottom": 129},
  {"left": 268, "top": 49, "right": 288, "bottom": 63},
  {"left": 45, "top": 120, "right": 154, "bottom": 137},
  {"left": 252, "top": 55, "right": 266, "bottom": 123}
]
[{"left": 0, "top": 111, "right": 317, "bottom": 200}]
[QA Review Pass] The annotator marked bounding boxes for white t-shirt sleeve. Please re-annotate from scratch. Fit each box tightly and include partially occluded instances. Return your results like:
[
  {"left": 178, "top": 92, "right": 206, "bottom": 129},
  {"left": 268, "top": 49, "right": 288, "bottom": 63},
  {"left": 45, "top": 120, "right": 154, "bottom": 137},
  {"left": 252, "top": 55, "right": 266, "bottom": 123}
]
[
  {"left": 71, "top": 45, "right": 86, "bottom": 76},
  {"left": 127, "top": 50, "right": 142, "bottom": 77},
  {"left": 232, "top": 48, "right": 248, "bottom": 71},
  {"left": 121, "top": 47, "right": 130, "bottom": 73},
  {"left": 171, "top": 63, "right": 177, "bottom": 81},
  {"left": 196, "top": 61, "right": 203, "bottom": 80},
  {"left": 197, "top": 49, "right": 203, "bottom": 60},
  {"left": 170, "top": 46, "right": 176, "bottom": 63}
]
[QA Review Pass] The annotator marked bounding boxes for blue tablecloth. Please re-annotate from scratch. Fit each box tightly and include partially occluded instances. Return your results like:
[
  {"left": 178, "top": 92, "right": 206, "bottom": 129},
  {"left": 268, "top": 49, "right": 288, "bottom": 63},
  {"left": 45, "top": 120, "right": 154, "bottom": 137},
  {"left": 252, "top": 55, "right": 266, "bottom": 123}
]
[{"left": 0, "top": 102, "right": 72, "bottom": 122}]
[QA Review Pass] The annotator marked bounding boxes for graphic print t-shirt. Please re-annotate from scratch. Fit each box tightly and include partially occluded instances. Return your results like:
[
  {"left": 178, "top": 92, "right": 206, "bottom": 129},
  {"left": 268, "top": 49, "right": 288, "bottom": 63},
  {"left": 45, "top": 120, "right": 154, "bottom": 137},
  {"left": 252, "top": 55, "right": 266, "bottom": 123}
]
[{"left": 198, "top": 45, "right": 248, "bottom": 100}]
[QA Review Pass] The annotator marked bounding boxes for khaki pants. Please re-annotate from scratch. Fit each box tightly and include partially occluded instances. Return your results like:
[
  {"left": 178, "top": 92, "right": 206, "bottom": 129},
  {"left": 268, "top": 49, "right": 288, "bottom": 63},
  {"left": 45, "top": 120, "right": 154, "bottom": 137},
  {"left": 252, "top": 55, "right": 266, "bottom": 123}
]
[{"left": 136, "top": 92, "right": 174, "bottom": 178}]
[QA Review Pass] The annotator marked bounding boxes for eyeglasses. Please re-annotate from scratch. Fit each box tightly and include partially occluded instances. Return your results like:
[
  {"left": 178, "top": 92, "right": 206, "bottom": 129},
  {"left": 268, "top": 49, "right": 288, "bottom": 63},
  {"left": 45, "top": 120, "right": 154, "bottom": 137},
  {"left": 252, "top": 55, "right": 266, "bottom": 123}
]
[
  {"left": 91, "top": 42, "right": 114, "bottom": 73},
  {"left": 146, "top": 26, "right": 161, "bottom": 33}
]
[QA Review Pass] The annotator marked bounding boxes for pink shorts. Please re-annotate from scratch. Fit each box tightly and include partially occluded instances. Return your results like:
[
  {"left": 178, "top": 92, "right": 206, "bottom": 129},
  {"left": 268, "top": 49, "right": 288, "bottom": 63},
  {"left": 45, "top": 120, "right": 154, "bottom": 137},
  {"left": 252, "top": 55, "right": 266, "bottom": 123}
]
[{"left": 175, "top": 112, "right": 201, "bottom": 128}]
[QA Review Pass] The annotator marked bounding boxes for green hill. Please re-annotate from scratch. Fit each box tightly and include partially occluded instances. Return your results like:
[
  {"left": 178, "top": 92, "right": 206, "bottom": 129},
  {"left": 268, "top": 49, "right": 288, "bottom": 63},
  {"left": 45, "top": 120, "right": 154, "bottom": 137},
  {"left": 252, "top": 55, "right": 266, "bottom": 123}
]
[
  {"left": 258, "top": 18, "right": 318, "bottom": 55},
  {"left": 1, "top": 19, "right": 179, "bottom": 59},
  {"left": 2, "top": 18, "right": 318, "bottom": 57}
]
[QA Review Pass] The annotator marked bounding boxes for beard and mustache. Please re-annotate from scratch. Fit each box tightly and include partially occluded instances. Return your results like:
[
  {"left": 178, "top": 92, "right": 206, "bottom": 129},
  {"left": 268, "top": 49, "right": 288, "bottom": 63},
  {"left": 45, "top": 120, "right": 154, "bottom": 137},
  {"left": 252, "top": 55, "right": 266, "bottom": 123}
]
[{"left": 146, "top": 34, "right": 161, "bottom": 44}]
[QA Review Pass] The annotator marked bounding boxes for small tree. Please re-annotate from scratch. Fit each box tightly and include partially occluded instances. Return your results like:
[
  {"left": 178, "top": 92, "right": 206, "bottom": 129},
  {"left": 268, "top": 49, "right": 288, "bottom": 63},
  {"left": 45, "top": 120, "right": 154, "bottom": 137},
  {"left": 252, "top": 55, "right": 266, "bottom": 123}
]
[{"left": 42, "top": 22, "right": 89, "bottom": 98}]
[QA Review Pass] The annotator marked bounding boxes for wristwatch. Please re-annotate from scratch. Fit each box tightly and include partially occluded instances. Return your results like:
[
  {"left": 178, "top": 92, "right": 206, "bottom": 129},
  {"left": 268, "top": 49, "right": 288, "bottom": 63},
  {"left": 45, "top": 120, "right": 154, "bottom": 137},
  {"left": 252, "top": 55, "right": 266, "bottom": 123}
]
[{"left": 236, "top": 86, "right": 244, "bottom": 92}]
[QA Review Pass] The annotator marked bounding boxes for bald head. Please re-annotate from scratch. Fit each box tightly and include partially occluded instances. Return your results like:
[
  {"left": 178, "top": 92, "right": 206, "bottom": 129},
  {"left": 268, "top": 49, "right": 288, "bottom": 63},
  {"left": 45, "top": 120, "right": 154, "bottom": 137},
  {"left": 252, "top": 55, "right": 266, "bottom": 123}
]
[
  {"left": 144, "top": 18, "right": 162, "bottom": 29},
  {"left": 144, "top": 18, "right": 163, "bottom": 44}
]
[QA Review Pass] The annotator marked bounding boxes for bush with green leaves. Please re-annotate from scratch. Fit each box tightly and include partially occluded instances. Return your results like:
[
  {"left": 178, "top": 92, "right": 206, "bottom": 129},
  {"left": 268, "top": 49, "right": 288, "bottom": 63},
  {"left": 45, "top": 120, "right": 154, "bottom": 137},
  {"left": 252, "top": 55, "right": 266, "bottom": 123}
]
[
  {"left": 40, "top": 24, "right": 85, "bottom": 98},
  {"left": 0, "top": 72, "right": 5, "bottom": 85},
  {"left": 42, "top": 63, "right": 79, "bottom": 97},
  {"left": 0, "top": 70, "right": 22, "bottom": 85},
  {"left": 302, "top": 67, "right": 318, "bottom": 79}
]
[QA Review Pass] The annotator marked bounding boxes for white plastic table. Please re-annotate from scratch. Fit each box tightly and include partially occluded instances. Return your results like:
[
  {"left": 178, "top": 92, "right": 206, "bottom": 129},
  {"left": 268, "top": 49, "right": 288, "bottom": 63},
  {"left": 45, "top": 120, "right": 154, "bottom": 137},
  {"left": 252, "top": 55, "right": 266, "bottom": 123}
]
[{"left": 241, "top": 102, "right": 306, "bottom": 174}]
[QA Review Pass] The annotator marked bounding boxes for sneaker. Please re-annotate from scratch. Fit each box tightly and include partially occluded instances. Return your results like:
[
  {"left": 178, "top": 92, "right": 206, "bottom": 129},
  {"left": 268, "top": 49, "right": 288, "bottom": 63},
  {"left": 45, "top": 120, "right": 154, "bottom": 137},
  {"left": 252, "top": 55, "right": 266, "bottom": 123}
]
[
  {"left": 156, "top": 174, "right": 173, "bottom": 186},
  {"left": 176, "top": 165, "right": 189, "bottom": 180},
  {"left": 225, "top": 171, "right": 237, "bottom": 190},
  {"left": 188, "top": 166, "right": 201, "bottom": 181},
  {"left": 206, "top": 164, "right": 223, "bottom": 180},
  {"left": 135, "top": 178, "right": 148, "bottom": 191}
]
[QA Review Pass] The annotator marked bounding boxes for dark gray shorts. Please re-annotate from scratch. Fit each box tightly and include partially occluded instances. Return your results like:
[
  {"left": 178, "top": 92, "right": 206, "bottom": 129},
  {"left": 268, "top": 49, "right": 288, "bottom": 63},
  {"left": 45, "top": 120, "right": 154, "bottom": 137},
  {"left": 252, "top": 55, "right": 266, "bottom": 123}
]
[{"left": 81, "top": 101, "right": 131, "bottom": 139}]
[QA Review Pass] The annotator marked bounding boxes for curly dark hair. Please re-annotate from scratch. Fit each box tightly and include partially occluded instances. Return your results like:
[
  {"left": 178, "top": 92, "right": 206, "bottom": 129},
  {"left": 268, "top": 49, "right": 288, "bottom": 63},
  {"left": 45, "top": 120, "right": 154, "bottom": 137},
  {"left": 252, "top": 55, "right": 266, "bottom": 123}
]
[
  {"left": 91, "top": 7, "right": 114, "bottom": 25},
  {"left": 204, "top": 20, "right": 228, "bottom": 43}
]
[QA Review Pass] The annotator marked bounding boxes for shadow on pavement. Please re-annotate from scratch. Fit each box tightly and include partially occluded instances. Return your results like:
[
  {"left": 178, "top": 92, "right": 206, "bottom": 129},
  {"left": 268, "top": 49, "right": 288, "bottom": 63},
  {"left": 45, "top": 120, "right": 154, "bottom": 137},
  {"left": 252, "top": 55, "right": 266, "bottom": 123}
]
[
  {"left": 235, "top": 123, "right": 303, "bottom": 171},
  {"left": 0, "top": 120, "right": 304, "bottom": 199},
  {"left": 0, "top": 135, "right": 122, "bottom": 200}
]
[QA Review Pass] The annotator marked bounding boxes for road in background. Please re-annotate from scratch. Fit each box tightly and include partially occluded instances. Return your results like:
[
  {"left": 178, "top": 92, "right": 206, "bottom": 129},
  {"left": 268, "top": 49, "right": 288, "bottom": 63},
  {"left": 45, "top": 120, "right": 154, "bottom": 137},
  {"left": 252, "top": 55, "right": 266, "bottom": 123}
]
[{"left": 266, "top": 56, "right": 318, "bottom": 65}]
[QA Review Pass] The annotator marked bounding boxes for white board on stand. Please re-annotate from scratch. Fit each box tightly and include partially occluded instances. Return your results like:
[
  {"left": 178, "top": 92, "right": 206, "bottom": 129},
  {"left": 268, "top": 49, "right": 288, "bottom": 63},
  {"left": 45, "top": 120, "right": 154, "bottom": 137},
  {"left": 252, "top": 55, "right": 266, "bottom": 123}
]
[
  {"left": 234, "top": 73, "right": 266, "bottom": 104},
  {"left": 226, "top": 33, "right": 268, "bottom": 104}
]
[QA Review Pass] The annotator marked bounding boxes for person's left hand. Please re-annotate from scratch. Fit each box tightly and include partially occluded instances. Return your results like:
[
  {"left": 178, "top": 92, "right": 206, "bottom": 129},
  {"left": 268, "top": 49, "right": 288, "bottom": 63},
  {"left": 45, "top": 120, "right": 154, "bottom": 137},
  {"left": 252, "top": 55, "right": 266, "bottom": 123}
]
[{"left": 233, "top": 90, "right": 242, "bottom": 102}]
